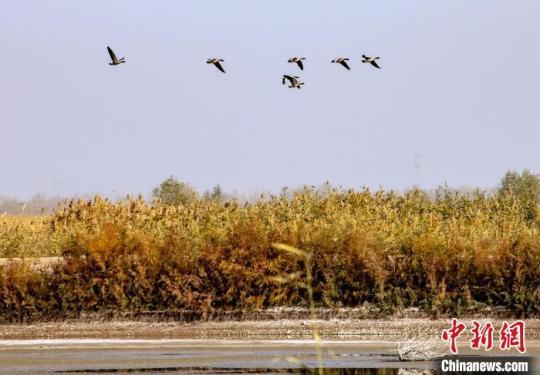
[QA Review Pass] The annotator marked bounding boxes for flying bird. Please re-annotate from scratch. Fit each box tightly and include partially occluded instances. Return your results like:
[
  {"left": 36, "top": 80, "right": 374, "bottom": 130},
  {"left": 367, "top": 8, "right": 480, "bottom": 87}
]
[
  {"left": 207, "top": 58, "right": 226, "bottom": 73},
  {"left": 362, "top": 54, "right": 381, "bottom": 69},
  {"left": 107, "top": 46, "right": 125, "bottom": 66},
  {"left": 288, "top": 57, "right": 306, "bottom": 70},
  {"left": 282, "top": 75, "right": 304, "bottom": 89},
  {"left": 331, "top": 57, "right": 350, "bottom": 70}
]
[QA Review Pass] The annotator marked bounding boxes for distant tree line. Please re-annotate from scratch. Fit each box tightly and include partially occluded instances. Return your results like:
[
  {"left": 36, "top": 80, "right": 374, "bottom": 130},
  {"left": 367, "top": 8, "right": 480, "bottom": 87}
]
[
  {"left": 151, "top": 176, "right": 229, "bottom": 205},
  {"left": 1, "top": 170, "right": 538, "bottom": 217},
  {"left": 152, "top": 170, "right": 539, "bottom": 212}
]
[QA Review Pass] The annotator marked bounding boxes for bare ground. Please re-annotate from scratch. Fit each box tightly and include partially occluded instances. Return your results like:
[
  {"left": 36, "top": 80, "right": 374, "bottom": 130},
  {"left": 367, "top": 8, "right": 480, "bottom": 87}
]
[
  {"left": 1, "top": 318, "right": 538, "bottom": 373},
  {"left": 1, "top": 317, "right": 539, "bottom": 351}
]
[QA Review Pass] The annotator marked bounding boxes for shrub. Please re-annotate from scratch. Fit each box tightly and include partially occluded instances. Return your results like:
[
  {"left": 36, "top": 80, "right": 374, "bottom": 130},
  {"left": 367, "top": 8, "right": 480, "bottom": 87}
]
[
  {"left": 0, "top": 186, "right": 538, "bottom": 322},
  {"left": 152, "top": 176, "right": 198, "bottom": 205},
  {"left": 498, "top": 169, "right": 540, "bottom": 223}
]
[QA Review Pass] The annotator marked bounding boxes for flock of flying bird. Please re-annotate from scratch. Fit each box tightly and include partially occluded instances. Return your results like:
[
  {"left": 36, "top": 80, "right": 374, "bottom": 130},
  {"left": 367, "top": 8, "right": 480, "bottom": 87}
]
[{"left": 106, "top": 46, "right": 382, "bottom": 90}]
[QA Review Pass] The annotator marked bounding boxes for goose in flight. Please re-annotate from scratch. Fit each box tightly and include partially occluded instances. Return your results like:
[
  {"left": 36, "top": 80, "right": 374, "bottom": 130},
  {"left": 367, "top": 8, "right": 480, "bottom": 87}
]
[
  {"left": 282, "top": 75, "right": 304, "bottom": 89},
  {"left": 207, "top": 58, "right": 226, "bottom": 73},
  {"left": 362, "top": 54, "right": 381, "bottom": 69},
  {"left": 331, "top": 57, "right": 350, "bottom": 70},
  {"left": 288, "top": 57, "right": 306, "bottom": 70},
  {"left": 107, "top": 46, "right": 125, "bottom": 66}
]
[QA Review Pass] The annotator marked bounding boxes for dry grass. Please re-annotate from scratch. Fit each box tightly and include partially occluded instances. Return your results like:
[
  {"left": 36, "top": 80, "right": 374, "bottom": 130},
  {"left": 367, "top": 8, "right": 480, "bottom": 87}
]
[
  {"left": 398, "top": 334, "right": 446, "bottom": 361},
  {"left": 0, "top": 216, "right": 64, "bottom": 258},
  {"left": 272, "top": 243, "right": 324, "bottom": 374},
  {"left": 0, "top": 187, "right": 539, "bottom": 322}
]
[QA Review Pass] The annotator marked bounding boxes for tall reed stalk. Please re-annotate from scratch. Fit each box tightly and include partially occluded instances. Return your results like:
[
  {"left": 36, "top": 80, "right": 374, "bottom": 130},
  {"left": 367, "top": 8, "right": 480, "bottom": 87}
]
[{"left": 272, "top": 243, "right": 324, "bottom": 374}]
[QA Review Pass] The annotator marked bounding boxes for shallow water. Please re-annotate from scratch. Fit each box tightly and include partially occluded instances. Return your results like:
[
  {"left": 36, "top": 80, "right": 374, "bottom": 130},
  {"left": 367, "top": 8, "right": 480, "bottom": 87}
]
[
  {"left": 56, "top": 368, "right": 426, "bottom": 374},
  {"left": 0, "top": 339, "right": 437, "bottom": 374}
]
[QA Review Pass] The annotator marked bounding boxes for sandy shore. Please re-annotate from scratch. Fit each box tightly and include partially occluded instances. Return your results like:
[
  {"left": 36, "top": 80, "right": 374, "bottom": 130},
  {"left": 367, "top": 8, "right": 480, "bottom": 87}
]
[
  {"left": 1, "top": 319, "right": 538, "bottom": 373},
  {"left": 1, "top": 318, "right": 539, "bottom": 347}
]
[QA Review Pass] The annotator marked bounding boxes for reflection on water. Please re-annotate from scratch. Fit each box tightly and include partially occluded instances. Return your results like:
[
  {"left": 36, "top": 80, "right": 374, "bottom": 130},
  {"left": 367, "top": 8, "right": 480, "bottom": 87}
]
[
  {"left": 4, "top": 341, "right": 441, "bottom": 374},
  {"left": 57, "top": 367, "right": 438, "bottom": 374}
]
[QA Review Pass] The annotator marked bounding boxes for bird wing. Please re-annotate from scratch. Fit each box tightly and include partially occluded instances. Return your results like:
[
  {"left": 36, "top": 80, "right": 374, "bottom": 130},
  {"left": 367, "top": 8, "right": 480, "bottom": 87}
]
[
  {"left": 370, "top": 60, "right": 381, "bottom": 69},
  {"left": 107, "top": 46, "right": 117, "bottom": 62},
  {"left": 214, "top": 61, "right": 226, "bottom": 73},
  {"left": 340, "top": 60, "right": 351, "bottom": 70},
  {"left": 283, "top": 75, "right": 293, "bottom": 85},
  {"left": 297, "top": 60, "right": 304, "bottom": 70}
]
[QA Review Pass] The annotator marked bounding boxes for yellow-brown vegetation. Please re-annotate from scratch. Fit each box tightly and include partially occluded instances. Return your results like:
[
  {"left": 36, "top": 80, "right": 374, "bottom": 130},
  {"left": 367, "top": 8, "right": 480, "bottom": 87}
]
[{"left": 0, "top": 187, "right": 538, "bottom": 322}]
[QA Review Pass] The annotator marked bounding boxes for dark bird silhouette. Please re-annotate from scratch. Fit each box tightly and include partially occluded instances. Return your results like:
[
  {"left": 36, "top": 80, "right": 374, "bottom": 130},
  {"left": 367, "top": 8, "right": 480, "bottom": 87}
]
[
  {"left": 207, "top": 58, "right": 226, "bottom": 73},
  {"left": 107, "top": 46, "right": 125, "bottom": 66},
  {"left": 288, "top": 57, "right": 306, "bottom": 70},
  {"left": 331, "top": 57, "right": 350, "bottom": 70},
  {"left": 282, "top": 75, "right": 304, "bottom": 89},
  {"left": 362, "top": 54, "right": 381, "bottom": 69}
]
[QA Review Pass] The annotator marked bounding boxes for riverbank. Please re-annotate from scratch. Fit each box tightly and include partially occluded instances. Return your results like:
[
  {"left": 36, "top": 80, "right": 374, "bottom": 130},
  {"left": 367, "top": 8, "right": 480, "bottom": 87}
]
[
  {"left": 2, "top": 318, "right": 538, "bottom": 374},
  {"left": 2, "top": 318, "right": 539, "bottom": 344}
]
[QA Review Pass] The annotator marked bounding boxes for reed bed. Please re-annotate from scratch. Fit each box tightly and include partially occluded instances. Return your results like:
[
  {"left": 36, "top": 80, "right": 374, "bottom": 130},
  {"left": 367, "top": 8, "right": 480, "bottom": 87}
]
[
  {"left": 0, "top": 187, "right": 538, "bottom": 322},
  {"left": 0, "top": 216, "right": 64, "bottom": 258}
]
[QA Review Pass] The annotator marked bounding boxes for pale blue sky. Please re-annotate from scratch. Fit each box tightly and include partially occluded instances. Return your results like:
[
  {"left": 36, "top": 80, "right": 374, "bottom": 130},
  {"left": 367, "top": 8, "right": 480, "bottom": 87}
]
[{"left": 1, "top": 1, "right": 539, "bottom": 198}]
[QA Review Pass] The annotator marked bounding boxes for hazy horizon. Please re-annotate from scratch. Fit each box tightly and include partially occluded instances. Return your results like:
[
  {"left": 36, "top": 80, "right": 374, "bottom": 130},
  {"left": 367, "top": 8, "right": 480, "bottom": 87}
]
[
  {"left": 1, "top": 1, "right": 539, "bottom": 199},
  {"left": 0, "top": 177, "right": 511, "bottom": 205}
]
